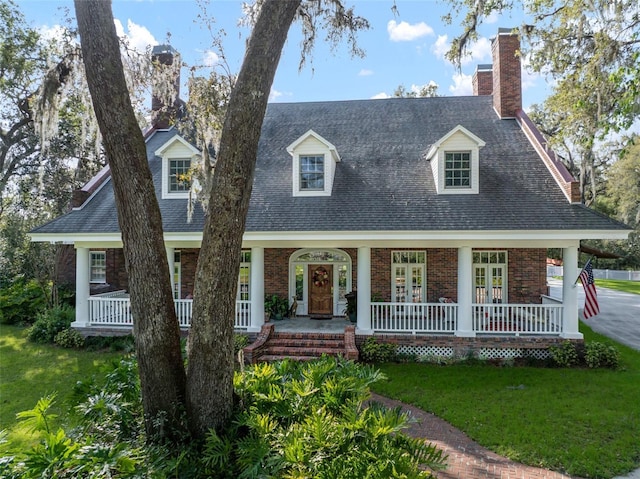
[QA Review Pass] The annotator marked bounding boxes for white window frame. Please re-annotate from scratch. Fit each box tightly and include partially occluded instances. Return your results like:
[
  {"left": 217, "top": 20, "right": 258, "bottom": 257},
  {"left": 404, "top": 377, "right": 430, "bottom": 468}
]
[
  {"left": 391, "top": 251, "right": 426, "bottom": 303},
  {"left": 299, "top": 155, "right": 325, "bottom": 191},
  {"left": 238, "top": 250, "right": 251, "bottom": 301},
  {"left": 173, "top": 251, "right": 181, "bottom": 299},
  {"left": 89, "top": 251, "right": 107, "bottom": 284},
  {"left": 444, "top": 151, "right": 472, "bottom": 189},
  {"left": 168, "top": 158, "right": 192, "bottom": 194}
]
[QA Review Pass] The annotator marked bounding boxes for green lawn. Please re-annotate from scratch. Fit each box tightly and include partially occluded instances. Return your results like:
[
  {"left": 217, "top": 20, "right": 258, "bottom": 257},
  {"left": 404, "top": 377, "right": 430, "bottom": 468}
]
[
  {"left": 371, "top": 323, "right": 640, "bottom": 479},
  {"left": 595, "top": 278, "right": 640, "bottom": 295},
  {"left": 0, "top": 324, "right": 123, "bottom": 448}
]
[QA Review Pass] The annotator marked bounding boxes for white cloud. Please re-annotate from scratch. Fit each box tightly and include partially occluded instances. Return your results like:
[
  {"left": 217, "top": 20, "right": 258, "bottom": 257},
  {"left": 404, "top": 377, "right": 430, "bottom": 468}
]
[
  {"left": 387, "top": 20, "right": 434, "bottom": 42},
  {"left": 269, "top": 88, "right": 293, "bottom": 102},
  {"left": 202, "top": 50, "right": 220, "bottom": 67},
  {"left": 38, "top": 24, "right": 66, "bottom": 42},
  {"left": 371, "top": 92, "right": 390, "bottom": 99},
  {"left": 358, "top": 69, "right": 374, "bottom": 77},
  {"left": 114, "top": 18, "right": 157, "bottom": 52},
  {"left": 431, "top": 34, "right": 449, "bottom": 59},
  {"left": 484, "top": 11, "right": 500, "bottom": 24},
  {"left": 432, "top": 35, "right": 491, "bottom": 66},
  {"left": 449, "top": 73, "right": 473, "bottom": 96}
]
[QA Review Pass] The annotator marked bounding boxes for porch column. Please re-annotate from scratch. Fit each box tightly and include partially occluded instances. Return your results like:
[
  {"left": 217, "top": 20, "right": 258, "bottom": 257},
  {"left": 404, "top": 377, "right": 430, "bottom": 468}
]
[
  {"left": 165, "top": 246, "right": 174, "bottom": 293},
  {"left": 456, "top": 246, "right": 475, "bottom": 337},
  {"left": 72, "top": 246, "right": 90, "bottom": 328},
  {"left": 250, "top": 246, "right": 265, "bottom": 332},
  {"left": 357, "top": 246, "right": 372, "bottom": 333},
  {"left": 561, "top": 245, "right": 583, "bottom": 339}
]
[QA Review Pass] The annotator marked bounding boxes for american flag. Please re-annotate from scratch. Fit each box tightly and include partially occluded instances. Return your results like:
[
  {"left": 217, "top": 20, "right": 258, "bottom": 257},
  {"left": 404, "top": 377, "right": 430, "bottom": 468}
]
[{"left": 579, "top": 259, "right": 599, "bottom": 319}]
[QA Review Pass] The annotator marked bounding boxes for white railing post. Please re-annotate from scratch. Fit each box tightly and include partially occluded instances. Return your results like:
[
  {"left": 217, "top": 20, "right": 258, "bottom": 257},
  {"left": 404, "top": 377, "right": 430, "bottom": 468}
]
[
  {"left": 249, "top": 247, "right": 264, "bottom": 332},
  {"left": 357, "top": 246, "right": 372, "bottom": 333},
  {"left": 73, "top": 247, "right": 90, "bottom": 327},
  {"left": 562, "top": 245, "right": 583, "bottom": 339},
  {"left": 457, "top": 246, "right": 475, "bottom": 337}
]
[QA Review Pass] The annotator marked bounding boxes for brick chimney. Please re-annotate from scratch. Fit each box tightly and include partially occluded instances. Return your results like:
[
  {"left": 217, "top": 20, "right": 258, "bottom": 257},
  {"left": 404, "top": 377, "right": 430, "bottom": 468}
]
[
  {"left": 472, "top": 64, "right": 493, "bottom": 95},
  {"left": 491, "top": 28, "right": 522, "bottom": 118},
  {"left": 151, "top": 44, "right": 183, "bottom": 129}
]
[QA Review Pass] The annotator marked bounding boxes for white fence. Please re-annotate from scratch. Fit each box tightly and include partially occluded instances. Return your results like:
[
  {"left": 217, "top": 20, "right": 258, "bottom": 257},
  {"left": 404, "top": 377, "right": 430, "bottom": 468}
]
[
  {"left": 547, "top": 265, "right": 640, "bottom": 281},
  {"left": 472, "top": 303, "right": 563, "bottom": 334},
  {"left": 88, "top": 293, "right": 251, "bottom": 329},
  {"left": 371, "top": 302, "right": 457, "bottom": 334}
]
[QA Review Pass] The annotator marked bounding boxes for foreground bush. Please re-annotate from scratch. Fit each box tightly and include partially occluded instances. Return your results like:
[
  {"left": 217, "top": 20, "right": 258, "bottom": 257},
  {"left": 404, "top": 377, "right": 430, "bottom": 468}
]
[
  {"left": 0, "top": 279, "right": 48, "bottom": 325},
  {"left": 0, "top": 356, "right": 447, "bottom": 478},
  {"left": 27, "top": 305, "right": 75, "bottom": 344}
]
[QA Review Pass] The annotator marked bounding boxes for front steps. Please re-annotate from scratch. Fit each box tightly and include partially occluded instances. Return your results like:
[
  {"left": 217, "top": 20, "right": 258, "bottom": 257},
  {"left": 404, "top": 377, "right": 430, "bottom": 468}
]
[{"left": 244, "top": 323, "right": 359, "bottom": 363}]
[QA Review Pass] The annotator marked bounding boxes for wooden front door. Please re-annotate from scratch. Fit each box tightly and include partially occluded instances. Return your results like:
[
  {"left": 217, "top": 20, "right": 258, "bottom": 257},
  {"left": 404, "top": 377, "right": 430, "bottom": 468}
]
[{"left": 308, "top": 264, "right": 333, "bottom": 316}]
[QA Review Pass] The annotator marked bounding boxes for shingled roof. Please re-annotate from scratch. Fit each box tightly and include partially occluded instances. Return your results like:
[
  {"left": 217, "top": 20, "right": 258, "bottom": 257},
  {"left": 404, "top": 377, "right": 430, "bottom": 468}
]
[{"left": 32, "top": 95, "right": 629, "bottom": 237}]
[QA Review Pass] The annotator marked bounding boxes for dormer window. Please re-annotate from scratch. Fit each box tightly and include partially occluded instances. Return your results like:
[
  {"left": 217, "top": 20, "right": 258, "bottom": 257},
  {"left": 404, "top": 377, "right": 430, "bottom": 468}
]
[
  {"left": 288, "top": 130, "right": 340, "bottom": 197},
  {"left": 445, "top": 152, "right": 471, "bottom": 189},
  {"left": 169, "top": 159, "right": 192, "bottom": 192},
  {"left": 300, "top": 155, "right": 325, "bottom": 190},
  {"left": 426, "top": 125, "right": 485, "bottom": 195},
  {"left": 155, "top": 134, "right": 201, "bottom": 199}
]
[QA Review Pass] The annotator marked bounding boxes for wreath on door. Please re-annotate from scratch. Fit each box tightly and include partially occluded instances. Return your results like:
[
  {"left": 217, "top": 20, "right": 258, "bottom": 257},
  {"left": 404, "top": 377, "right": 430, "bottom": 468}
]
[{"left": 313, "top": 267, "right": 329, "bottom": 287}]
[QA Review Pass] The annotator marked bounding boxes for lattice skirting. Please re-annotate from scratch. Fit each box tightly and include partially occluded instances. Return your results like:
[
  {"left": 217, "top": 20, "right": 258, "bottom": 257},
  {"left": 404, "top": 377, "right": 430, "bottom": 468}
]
[
  {"left": 398, "top": 345, "right": 454, "bottom": 358},
  {"left": 478, "top": 347, "right": 550, "bottom": 360}
]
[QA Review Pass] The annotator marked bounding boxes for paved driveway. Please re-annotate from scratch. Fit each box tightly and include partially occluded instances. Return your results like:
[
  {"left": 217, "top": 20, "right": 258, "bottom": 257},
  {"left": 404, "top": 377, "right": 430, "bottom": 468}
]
[{"left": 547, "top": 277, "right": 640, "bottom": 351}]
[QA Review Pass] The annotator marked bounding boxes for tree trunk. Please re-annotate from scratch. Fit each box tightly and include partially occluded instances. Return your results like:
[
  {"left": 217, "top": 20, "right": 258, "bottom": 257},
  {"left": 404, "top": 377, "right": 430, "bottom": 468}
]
[
  {"left": 74, "top": 0, "right": 186, "bottom": 440},
  {"left": 186, "top": 0, "right": 301, "bottom": 438}
]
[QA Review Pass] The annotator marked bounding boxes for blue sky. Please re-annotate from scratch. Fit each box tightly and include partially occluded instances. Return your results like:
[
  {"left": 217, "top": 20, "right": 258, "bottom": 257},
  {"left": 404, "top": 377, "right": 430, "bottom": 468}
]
[{"left": 20, "top": 0, "right": 548, "bottom": 108}]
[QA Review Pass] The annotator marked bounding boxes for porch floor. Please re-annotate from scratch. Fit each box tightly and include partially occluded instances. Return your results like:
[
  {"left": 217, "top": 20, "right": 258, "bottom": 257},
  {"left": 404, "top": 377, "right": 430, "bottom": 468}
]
[{"left": 270, "top": 316, "right": 353, "bottom": 333}]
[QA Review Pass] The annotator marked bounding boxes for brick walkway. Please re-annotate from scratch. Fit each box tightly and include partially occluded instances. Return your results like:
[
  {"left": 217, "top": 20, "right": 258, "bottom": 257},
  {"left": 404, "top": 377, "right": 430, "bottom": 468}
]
[{"left": 371, "top": 393, "right": 581, "bottom": 479}]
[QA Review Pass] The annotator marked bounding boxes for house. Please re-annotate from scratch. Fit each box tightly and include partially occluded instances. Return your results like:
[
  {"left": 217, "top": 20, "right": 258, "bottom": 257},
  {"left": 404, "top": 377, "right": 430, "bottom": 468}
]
[{"left": 31, "top": 32, "right": 631, "bottom": 361}]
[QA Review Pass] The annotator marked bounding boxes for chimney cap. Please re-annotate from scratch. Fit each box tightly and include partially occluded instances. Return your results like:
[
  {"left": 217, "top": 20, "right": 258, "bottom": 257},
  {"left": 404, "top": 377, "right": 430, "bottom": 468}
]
[
  {"left": 152, "top": 44, "right": 178, "bottom": 56},
  {"left": 497, "top": 27, "right": 517, "bottom": 35},
  {"left": 476, "top": 64, "right": 493, "bottom": 72}
]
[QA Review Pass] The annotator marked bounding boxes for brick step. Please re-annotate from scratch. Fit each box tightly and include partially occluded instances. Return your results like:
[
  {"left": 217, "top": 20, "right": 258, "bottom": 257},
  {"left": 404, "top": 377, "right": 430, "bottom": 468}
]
[
  {"left": 264, "top": 346, "right": 347, "bottom": 357},
  {"left": 270, "top": 333, "right": 346, "bottom": 341},
  {"left": 266, "top": 338, "right": 345, "bottom": 349},
  {"left": 259, "top": 355, "right": 321, "bottom": 362}
]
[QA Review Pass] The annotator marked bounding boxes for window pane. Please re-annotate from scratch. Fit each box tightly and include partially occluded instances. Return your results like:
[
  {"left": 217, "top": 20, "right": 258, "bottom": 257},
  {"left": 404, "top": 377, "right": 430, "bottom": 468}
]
[
  {"left": 338, "top": 265, "right": 347, "bottom": 301},
  {"left": 395, "top": 267, "right": 406, "bottom": 302},
  {"left": 444, "top": 151, "right": 471, "bottom": 188},
  {"left": 295, "top": 265, "right": 304, "bottom": 300},
  {"left": 90, "top": 252, "right": 106, "bottom": 283},
  {"left": 169, "top": 159, "right": 191, "bottom": 192},
  {"left": 300, "top": 155, "right": 324, "bottom": 190}
]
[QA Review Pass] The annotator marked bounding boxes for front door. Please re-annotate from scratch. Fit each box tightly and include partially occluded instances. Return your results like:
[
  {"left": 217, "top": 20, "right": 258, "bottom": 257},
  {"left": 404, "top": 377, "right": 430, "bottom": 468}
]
[
  {"left": 474, "top": 265, "right": 506, "bottom": 303},
  {"left": 308, "top": 264, "right": 333, "bottom": 316}
]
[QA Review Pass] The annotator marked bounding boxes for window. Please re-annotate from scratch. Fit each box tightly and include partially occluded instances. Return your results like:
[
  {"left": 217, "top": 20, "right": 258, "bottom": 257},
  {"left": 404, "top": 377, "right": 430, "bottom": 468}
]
[
  {"left": 445, "top": 152, "right": 471, "bottom": 188},
  {"left": 392, "top": 251, "right": 426, "bottom": 303},
  {"left": 169, "top": 159, "right": 191, "bottom": 192},
  {"left": 90, "top": 251, "right": 106, "bottom": 283},
  {"left": 173, "top": 251, "right": 181, "bottom": 299},
  {"left": 237, "top": 250, "right": 251, "bottom": 301},
  {"left": 300, "top": 155, "right": 324, "bottom": 190},
  {"left": 473, "top": 251, "right": 507, "bottom": 303}
]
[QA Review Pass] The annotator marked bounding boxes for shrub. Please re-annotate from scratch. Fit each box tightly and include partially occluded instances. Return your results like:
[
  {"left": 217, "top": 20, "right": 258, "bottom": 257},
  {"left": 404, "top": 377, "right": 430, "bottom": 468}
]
[
  {"left": 360, "top": 337, "right": 398, "bottom": 363},
  {"left": 27, "top": 305, "right": 75, "bottom": 344},
  {"left": 585, "top": 342, "right": 620, "bottom": 369},
  {"left": 54, "top": 328, "right": 85, "bottom": 349},
  {"left": 233, "top": 333, "right": 250, "bottom": 354},
  {"left": 84, "top": 335, "right": 135, "bottom": 352},
  {"left": 0, "top": 279, "right": 48, "bottom": 325},
  {"left": 548, "top": 341, "right": 579, "bottom": 367}
]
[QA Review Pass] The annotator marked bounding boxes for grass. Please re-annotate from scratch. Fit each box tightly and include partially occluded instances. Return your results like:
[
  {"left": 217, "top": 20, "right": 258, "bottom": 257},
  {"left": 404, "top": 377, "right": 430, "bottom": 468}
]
[
  {"left": 0, "top": 324, "right": 124, "bottom": 449},
  {"left": 595, "top": 279, "right": 640, "bottom": 295},
  {"left": 371, "top": 323, "right": 640, "bottom": 479}
]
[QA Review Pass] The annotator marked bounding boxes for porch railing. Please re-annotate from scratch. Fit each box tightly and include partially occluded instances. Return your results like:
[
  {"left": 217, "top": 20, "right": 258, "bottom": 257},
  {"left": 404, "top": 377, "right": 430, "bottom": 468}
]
[
  {"left": 88, "top": 295, "right": 251, "bottom": 329},
  {"left": 371, "top": 302, "right": 564, "bottom": 335},
  {"left": 472, "top": 303, "right": 563, "bottom": 334},
  {"left": 371, "top": 302, "right": 458, "bottom": 334}
]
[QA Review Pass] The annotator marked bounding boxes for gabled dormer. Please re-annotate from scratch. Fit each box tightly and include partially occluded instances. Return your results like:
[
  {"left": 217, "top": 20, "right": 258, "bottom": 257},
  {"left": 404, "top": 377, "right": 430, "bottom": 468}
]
[
  {"left": 155, "top": 134, "right": 201, "bottom": 199},
  {"left": 426, "top": 125, "right": 485, "bottom": 195},
  {"left": 287, "top": 130, "right": 341, "bottom": 197}
]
